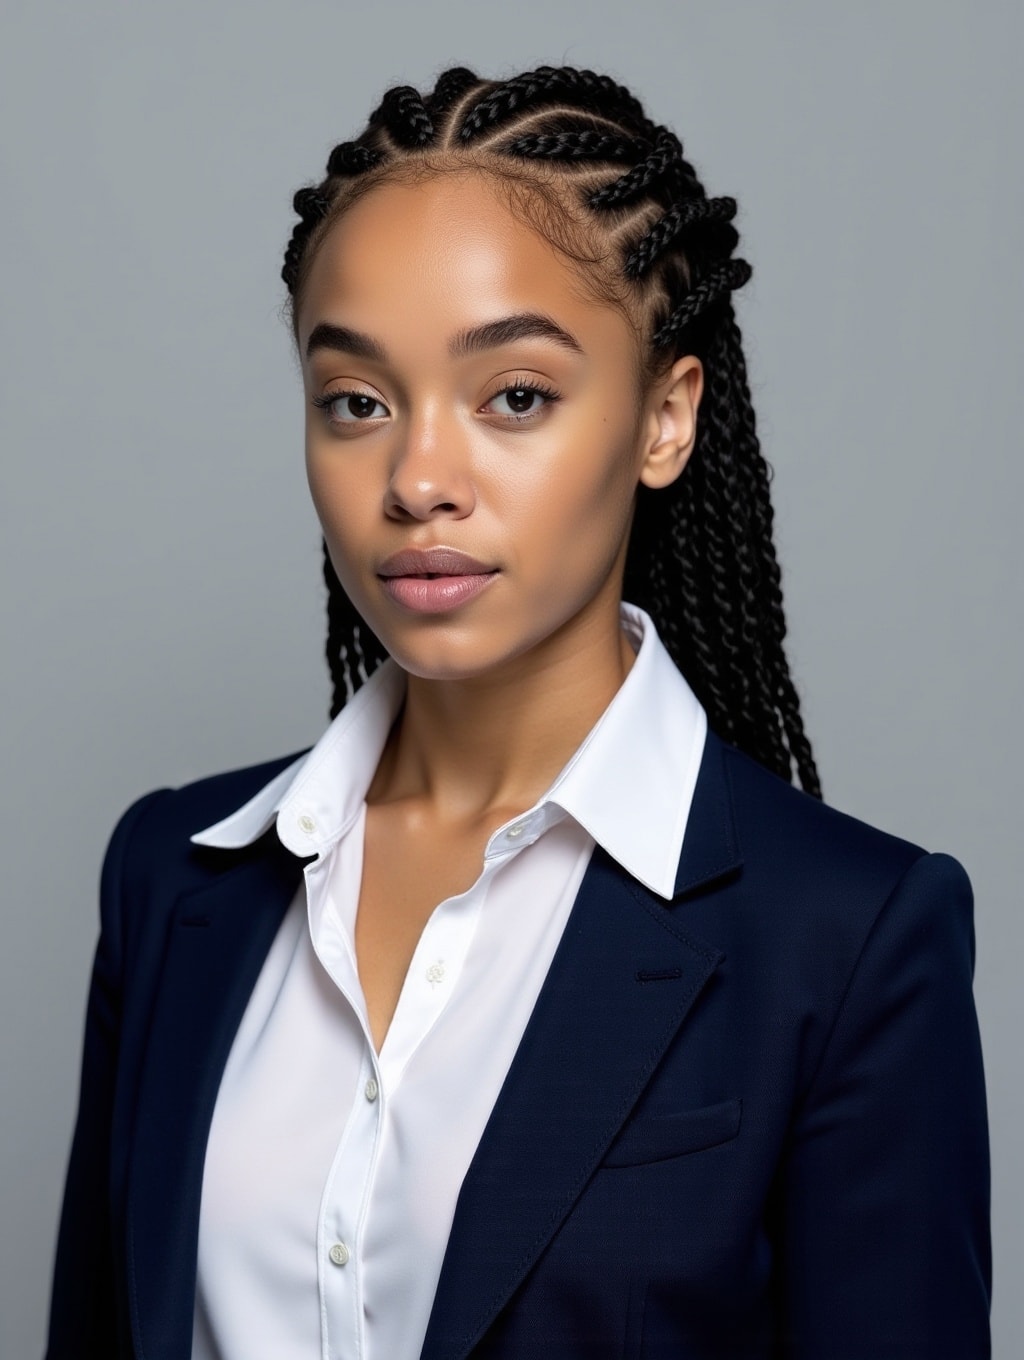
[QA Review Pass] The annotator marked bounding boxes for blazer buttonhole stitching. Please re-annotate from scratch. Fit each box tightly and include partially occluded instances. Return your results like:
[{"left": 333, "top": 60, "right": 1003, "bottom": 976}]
[{"left": 636, "top": 967, "right": 683, "bottom": 983}]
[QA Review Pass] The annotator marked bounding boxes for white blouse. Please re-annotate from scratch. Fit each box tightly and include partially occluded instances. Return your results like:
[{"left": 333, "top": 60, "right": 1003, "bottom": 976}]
[{"left": 189, "top": 603, "right": 707, "bottom": 1360}]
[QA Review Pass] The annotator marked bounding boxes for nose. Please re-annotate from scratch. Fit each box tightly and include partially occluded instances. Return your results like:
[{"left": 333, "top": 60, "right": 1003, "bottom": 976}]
[{"left": 384, "top": 407, "right": 475, "bottom": 523}]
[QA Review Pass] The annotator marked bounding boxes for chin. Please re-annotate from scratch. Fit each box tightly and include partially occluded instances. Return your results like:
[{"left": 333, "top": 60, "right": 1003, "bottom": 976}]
[
  {"left": 385, "top": 641, "right": 508, "bottom": 683},
  {"left": 375, "top": 618, "right": 539, "bottom": 685}
]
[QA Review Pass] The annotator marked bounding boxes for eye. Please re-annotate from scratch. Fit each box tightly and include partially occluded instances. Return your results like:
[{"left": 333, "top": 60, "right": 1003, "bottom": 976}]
[
  {"left": 311, "top": 389, "right": 390, "bottom": 424},
  {"left": 483, "top": 379, "right": 560, "bottom": 421}
]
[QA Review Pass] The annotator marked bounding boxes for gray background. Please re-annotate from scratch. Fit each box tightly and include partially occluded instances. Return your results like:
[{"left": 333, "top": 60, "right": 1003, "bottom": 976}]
[{"left": 2, "top": 0, "right": 1019, "bottom": 1353}]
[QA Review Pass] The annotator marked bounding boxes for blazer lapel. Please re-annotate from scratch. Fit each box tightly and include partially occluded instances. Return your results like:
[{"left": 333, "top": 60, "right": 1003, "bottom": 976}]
[
  {"left": 125, "top": 835, "right": 305, "bottom": 1360},
  {"left": 671, "top": 730, "right": 743, "bottom": 899},
  {"left": 421, "top": 730, "right": 742, "bottom": 1360}
]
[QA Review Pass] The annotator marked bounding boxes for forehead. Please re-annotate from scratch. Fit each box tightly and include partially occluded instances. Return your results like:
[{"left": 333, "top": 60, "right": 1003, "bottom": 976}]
[{"left": 296, "top": 171, "right": 635, "bottom": 357}]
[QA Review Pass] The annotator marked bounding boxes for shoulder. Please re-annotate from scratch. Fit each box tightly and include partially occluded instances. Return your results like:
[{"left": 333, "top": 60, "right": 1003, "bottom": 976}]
[
  {"left": 682, "top": 740, "right": 981, "bottom": 1152},
  {"left": 719, "top": 732, "right": 935, "bottom": 883},
  {"left": 99, "top": 751, "right": 310, "bottom": 931},
  {"left": 111, "top": 750, "right": 308, "bottom": 850},
  {"left": 694, "top": 733, "right": 975, "bottom": 975}
]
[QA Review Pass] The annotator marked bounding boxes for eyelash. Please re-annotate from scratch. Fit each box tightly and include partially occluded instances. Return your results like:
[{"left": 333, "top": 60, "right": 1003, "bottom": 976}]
[
  {"left": 310, "top": 378, "right": 562, "bottom": 427},
  {"left": 310, "top": 389, "right": 385, "bottom": 420},
  {"left": 483, "top": 376, "right": 561, "bottom": 421}
]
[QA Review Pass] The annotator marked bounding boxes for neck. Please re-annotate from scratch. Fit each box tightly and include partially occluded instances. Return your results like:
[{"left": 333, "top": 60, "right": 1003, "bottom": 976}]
[{"left": 367, "top": 597, "right": 637, "bottom": 825}]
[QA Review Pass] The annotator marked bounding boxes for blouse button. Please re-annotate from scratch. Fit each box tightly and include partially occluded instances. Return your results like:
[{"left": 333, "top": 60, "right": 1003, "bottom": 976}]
[
  {"left": 365, "top": 1077, "right": 379, "bottom": 1102},
  {"left": 329, "top": 1242, "right": 350, "bottom": 1267}
]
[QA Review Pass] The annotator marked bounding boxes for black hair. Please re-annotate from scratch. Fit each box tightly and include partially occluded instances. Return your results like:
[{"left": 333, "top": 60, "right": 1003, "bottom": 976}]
[{"left": 281, "top": 65, "right": 821, "bottom": 798}]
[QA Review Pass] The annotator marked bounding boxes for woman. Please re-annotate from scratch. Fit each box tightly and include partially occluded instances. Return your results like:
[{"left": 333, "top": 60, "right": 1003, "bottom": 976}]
[{"left": 46, "top": 66, "right": 990, "bottom": 1359}]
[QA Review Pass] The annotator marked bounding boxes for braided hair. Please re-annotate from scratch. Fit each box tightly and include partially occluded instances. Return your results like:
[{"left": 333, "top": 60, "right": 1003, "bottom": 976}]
[{"left": 281, "top": 65, "right": 821, "bottom": 798}]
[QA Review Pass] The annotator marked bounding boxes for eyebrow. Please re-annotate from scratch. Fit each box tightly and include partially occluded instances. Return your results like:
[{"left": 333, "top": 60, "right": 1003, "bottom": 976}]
[
  {"left": 305, "top": 323, "right": 386, "bottom": 362},
  {"left": 450, "top": 313, "right": 584, "bottom": 358},
  {"left": 304, "top": 312, "right": 583, "bottom": 363}
]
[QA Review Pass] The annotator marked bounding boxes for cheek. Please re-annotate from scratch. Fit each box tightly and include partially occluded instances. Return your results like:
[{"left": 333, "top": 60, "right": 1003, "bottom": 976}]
[
  {"left": 305, "top": 475, "right": 376, "bottom": 617},
  {"left": 523, "top": 421, "right": 640, "bottom": 558},
  {"left": 304, "top": 436, "right": 330, "bottom": 518},
  {"left": 306, "top": 446, "right": 367, "bottom": 547}
]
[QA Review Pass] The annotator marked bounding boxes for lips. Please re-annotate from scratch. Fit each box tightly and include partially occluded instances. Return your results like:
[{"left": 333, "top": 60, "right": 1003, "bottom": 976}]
[
  {"left": 377, "top": 547, "right": 496, "bottom": 578},
  {"left": 376, "top": 546, "right": 499, "bottom": 615}
]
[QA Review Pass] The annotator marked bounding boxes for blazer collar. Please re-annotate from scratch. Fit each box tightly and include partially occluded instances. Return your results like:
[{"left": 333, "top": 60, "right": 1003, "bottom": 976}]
[{"left": 672, "top": 728, "right": 743, "bottom": 899}]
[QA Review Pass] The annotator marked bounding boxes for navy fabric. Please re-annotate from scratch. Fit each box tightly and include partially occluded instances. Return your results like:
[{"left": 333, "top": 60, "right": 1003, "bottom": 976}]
[{"left": 45, "top": 732, "right": 991, "bottom": 1358}]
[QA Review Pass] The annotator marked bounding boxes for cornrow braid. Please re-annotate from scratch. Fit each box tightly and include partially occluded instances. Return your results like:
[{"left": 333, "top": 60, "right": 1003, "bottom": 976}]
[
  {"left": 370, "top": 84, "right": 434, "bottom": 147},
  {"left": 502, "top": 129, "right": 638, "bottom": 162},
  {"left": 427, "top": 66, "right": 480, "bottom": 118},
  {"left": 282, "top": 65, "right": 822, "bottom": 796},
  {"left": 281, "top": 187, "right": 333, "bottom": 294},
  {"left": 589, "top": 128, "right": 690, "bottom": 209},
  {"left": 326, "top": 142, "right": 383, "bottom": 176},
  {"left": 625, "top": 196, "right": 740, "bottom": 280},
  {"left": 457, "top": 66, "right": 657, "bottom": 143},
  {"left": 652, "top": 258, "right": 754, "bottom": 349}
]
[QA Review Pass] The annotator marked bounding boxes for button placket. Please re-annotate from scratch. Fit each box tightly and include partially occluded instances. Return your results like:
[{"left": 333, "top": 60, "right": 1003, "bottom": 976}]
[
  {"left": 312, "top": 883, "right": 384, "bottom": 1360},
  {"left": 374, "top": 865, "right": 487, "bottom": 1092},
  {"left": 320, "top": 1058, "right": 381, "bottom": 1357}
]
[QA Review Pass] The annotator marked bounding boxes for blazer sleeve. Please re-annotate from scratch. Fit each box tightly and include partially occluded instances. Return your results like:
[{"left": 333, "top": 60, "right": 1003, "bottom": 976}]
[
  {"left": 778, "top": 850, "right": 991, "bottom": 1359},
  {"left": 45, "top": 788, "right": 169, "bottom": 1360}
]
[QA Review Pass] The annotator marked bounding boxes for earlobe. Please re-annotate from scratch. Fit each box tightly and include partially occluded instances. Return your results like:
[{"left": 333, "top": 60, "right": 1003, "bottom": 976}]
[{"left": 638, "top": 355, "right": 703, "bottom": 490}]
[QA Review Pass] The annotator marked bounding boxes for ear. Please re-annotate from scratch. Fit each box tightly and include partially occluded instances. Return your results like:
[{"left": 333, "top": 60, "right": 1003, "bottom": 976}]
[{"left": 638, "top": 354, "right": 703, "bottom": 490}]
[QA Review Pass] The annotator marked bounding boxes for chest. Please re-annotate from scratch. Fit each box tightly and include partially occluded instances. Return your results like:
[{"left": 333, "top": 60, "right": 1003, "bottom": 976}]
[{"left": 353, "top": 804, "right": 506, "bottom": 1051}]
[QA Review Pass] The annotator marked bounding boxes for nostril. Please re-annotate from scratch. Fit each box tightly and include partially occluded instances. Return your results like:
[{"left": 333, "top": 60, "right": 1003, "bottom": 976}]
[{"left": 384, "top": 484, "right": 471, "bottom": 521}]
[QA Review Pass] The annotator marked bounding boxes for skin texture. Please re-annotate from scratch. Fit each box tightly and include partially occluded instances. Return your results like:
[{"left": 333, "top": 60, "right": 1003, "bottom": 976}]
[{"left": 296, "top": 172, "right": 703, "bottom": 1047}]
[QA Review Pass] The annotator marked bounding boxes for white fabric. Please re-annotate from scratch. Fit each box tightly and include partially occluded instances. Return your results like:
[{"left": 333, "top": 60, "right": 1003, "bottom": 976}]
[{"left": 189, "top": 603, "right": 706, "bottom": 1360}]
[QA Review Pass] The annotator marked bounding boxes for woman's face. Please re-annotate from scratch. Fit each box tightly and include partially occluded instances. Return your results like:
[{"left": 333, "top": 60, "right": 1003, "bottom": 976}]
[{"left": 297, "top": 171, "right": 700, "bottom": 682}]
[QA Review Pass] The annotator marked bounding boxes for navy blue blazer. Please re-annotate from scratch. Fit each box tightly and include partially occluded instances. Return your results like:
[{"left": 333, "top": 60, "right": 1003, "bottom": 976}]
[{"left": 46, "top": 729, "right": 991, "bottom": 1359}]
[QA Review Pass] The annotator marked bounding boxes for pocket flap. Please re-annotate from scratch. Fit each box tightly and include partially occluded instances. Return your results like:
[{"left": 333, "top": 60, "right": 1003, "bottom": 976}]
[{"left": 601, "top": 1097, "right": 742, "bottom": 1167}]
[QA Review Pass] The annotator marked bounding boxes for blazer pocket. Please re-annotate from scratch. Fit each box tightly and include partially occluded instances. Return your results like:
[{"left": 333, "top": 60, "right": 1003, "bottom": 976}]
[{"left": 601, "top": 1098, "right": 742, "bottom": 1168}]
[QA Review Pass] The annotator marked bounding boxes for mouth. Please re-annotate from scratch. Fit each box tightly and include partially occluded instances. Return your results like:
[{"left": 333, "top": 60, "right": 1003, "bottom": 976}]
[
  {"left": 377, "top": 546, "right": 497, "bottom": 578},
  {"left": 398, "top": 571, "right": 477, "bottom": 580},
  {"left": 377, "top": 547, "right": 499, "bottom": 615}
]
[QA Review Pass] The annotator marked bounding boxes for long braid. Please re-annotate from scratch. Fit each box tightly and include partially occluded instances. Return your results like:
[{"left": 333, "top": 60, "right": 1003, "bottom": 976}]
[
  {"left": 718, "top": 311, "right": 819, "bottom": 792},
  {"left": 283, "top": 65, "right": 822, "bottom": 796},
  {"left": 322, "top": 544, "right": 388, "bottom": 718}
]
